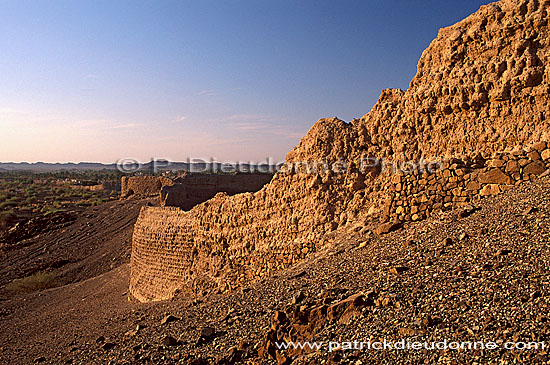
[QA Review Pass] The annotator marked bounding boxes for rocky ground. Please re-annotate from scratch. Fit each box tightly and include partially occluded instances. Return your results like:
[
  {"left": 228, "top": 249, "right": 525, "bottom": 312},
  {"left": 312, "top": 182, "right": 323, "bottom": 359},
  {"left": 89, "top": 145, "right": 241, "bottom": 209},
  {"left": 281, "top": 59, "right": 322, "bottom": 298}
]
[{"left": 0, "top": 176, "right": 548, "bottom": 364}]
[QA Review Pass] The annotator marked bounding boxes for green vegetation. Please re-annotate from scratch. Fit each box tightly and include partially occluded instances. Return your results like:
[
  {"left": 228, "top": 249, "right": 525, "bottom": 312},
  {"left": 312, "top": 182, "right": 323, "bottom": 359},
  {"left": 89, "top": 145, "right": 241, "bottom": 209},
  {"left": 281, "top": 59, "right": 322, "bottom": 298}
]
[
  {"left": 5, "top": 271, "right": 57, "bottom": 293},
  {"left": 0, "top": 170, "right": 121, "bottom": 229}
]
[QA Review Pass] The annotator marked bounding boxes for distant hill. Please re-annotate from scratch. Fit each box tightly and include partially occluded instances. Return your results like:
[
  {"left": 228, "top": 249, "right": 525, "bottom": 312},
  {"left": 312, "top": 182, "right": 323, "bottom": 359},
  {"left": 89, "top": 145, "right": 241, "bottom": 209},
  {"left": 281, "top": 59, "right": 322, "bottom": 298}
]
[
  {"left": 0, "top": 161, "right": 280, "bottom": 173},
  {"left": 0, "top": 162, "right": 117, "bottom": 172}
]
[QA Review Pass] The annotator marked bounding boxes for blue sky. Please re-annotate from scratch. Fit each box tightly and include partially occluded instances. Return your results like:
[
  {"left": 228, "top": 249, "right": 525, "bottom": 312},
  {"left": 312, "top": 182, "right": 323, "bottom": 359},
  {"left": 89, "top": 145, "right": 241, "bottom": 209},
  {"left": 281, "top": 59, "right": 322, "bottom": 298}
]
[{"left": 0, "top": 0, "right": 491, "bottom": 163}]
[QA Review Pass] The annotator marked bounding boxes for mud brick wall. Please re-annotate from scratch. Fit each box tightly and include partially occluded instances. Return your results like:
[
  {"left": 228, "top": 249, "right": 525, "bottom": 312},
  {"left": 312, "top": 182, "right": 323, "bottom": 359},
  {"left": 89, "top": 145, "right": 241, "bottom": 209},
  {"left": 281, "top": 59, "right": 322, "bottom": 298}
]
[
  {"left": 129, "top": 168, "right": 368, "bottom": 302},
  {"left": 130, "top": 143, "right": 550, "bottom": 302},
  {"left": 383, "top": 142, "right": 550, "bottom": 223},
  {"left": 129, "top": 0, "right": 550, "bottom": 302},
  {"left": 160, "top": 172, "right": 273, "bottom": 210},
  {"left": 120, "top": 176, "right": 174, "bottom": 198}
]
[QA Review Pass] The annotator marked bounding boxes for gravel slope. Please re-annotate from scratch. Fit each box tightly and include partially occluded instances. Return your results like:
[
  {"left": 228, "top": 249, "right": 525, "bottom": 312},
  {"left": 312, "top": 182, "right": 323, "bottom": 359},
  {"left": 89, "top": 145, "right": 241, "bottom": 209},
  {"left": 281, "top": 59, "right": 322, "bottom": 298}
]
[{"left": 0, "top": 178, "right": 549, "bottom": 364}]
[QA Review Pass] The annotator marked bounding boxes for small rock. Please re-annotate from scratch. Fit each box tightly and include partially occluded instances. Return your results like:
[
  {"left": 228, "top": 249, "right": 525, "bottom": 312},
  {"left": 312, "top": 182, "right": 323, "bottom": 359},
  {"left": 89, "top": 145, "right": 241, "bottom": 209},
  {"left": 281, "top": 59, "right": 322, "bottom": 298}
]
[
  {"left": 201, "top": 326, "right": 215, "bottom": 339},
  {"left": 161, "top": 314, "right": 180, "bottom": 325},
  {"left": 389, "top": 266, "right": 409, "bottom": 275},
  {"left": 292, "top": 291, "right": 305, "bottom": 304},
  {"left": 217, "top": 347, "right": 243, "bottom": 364},
  {"left": 524, "top": 161, "right": 546, "bottom": 175},
  {"left": 125, "top": 324, "right": 143, "bottom": 337},
  {"left": 458, "top": 205, "right": 478, "bottom": 218},
  {"left": 34, "top": 357, "right": 46, "bottom": 363},
  {"left": 163, "top": 336, "right": 179, "bottom": 347},
  {"left": 291, "top": 270, "right": 307, "bottom": 279},
  {"left": 375, "top": 221, "right": 402, "bottom": 235},
  {"left": 327, "top": 293, "right": 373, "bottom": 323},
  {"left": 102, "top": 342, "right": 115, "bottom": 351},
  {"left": 197, "top": 326, "right": 216, "bottom": 345},
  {"left": 522, "top": 206, "right": 538, "bottom": 215},
  {"left": 443, "top": 237, "right": 453, "bottom": 246},
  {"left": 498, "top": 248, "right": 513, "bottom": 255},
  {"left": 95, "top": 336, "right": 105, "bottom": 344}
]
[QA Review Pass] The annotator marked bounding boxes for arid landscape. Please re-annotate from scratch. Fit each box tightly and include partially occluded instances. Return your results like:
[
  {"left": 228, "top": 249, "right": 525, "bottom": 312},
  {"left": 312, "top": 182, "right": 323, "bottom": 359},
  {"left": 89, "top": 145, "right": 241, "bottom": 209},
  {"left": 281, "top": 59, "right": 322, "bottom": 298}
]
[{"left": 1, "top": 0, "right": 550, "bottom": 363}]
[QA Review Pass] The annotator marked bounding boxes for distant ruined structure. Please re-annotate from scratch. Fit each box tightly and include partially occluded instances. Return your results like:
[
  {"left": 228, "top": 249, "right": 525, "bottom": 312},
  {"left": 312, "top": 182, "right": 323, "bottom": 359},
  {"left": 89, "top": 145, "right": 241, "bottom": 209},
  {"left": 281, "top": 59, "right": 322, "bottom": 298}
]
[
  {"left": 121, "top": 176, "right": 174, "bottom": 198},
  {"left": 121, "top": 173, "right": 273, "bottom": 209},
  {"left": 130, "top": 0, "right": 550, "bottom": 302}
]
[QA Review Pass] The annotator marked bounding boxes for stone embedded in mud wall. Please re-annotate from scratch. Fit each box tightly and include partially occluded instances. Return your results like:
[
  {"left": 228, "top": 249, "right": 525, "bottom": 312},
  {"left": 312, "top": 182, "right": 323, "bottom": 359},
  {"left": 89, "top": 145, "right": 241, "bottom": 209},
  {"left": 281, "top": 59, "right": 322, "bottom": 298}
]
[
  {"left": 120, "top": 176, "right": 174, "bottom": 198},
  {"left": 129, "top": 0, "right": 550, "bottom": 302},
  {"left": 160, "top": 172, "right": 274, "bottom": 210},
  {"left": 382, "top": 142, "right": 550, "bottom": 223}
]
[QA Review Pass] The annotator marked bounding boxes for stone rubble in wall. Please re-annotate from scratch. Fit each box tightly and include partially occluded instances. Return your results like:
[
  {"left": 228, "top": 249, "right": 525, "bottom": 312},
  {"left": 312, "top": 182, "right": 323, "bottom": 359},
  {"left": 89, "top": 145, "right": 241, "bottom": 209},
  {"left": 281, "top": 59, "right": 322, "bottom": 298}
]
[{"left": 382, "top": 141, "right": 550, "bottom": 224}]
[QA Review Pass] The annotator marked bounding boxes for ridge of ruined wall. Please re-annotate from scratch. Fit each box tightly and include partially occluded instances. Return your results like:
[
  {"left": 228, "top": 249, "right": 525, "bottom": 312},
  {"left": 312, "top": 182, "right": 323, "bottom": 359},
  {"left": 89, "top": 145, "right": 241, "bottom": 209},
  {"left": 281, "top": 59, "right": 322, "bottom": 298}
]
[
  {"left": 130, "top": 0, "right": 550, "bottom": 302},
  {"left": 121, "top": 173, "right": 273, "bottom": 207},
  {"left": 160, "top": 172, "right": 273, "bottom": 210},
  {"left": 286, "top": 0, "right": 550, "bottom": 164},
  {"left": 120, "top": 176, "right": 174, "bottom": 198}
]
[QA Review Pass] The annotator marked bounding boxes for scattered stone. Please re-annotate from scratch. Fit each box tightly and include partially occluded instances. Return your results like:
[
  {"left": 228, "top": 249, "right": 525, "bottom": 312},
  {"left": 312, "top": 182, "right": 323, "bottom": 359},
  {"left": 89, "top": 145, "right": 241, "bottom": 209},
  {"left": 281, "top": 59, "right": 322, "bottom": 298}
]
[
  {"left": 531, "top": 142, "right": 547, "bottom": 151},
  {"left": 161, "top": 314, "right": 180, "bottom": 325},
  {"left": 125, "top": 324, "right": 143, "bottom": 337},
  {"left": 292, "top": 291, "right": 305, "bottom": 304},
  {"left": 291, "top": 270, "right": 307, "bottom": 279},
  {"left": 162, "top": 336, "right": 179, "bottom": 347},
  {"left": 527, "top": 150, "right": 541, "bottom": 161},
  {"left": 102, "top": 342, "right": 115, "bottom": 351},
  {"left": 498, "top": 249, "right": 513, "bottom": 256},
  {"left": 523, "top": 161, "right": 546, "bottom": 175},
  {"left": 480, "top": 184, "right": 500, "bottom": 196},
  {"left": 389, "top": 266, "right": 409, "bottom": 274},
  {"left": 197, "top": 327, "right": 216, "bottom": 345},
  {"left": 522, "top": 206, "right": 538, "bottom": 215},
  {"left": 459, "top": 205, "right": 478, "bottom": 218},
  {"left": 217, "top": 347, "right": 243, "bottom": 364},
  {"left": 375, "top": 221, "right": 402, "bottom": 235},
  {"left": 327, "top": 293, "right": 373, "bottom": 323}
]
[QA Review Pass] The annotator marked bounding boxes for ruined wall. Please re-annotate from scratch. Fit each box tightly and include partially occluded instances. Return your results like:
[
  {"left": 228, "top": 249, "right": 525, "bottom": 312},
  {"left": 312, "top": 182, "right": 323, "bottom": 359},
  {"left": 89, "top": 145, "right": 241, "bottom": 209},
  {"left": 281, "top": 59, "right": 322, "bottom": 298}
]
[
  {"left": 160, "top": 173, "right": 273, "bottom": 210},
  {"left": 130, "top": 0, "right": 550, "bottom": 302},
  {"left": 120, "top": 176, "right": 173, "bottom": 198},
  {"left": 130, "top": 142, "right": 550, "bottom": 302}
]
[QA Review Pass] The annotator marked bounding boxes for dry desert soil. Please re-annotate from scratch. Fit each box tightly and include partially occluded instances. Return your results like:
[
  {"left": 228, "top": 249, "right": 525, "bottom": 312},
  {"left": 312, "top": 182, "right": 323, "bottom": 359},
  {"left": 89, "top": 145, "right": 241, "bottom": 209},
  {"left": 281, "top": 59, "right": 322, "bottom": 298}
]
[{"left": 0, "top": 177, "right": 548, "bottom": 364}]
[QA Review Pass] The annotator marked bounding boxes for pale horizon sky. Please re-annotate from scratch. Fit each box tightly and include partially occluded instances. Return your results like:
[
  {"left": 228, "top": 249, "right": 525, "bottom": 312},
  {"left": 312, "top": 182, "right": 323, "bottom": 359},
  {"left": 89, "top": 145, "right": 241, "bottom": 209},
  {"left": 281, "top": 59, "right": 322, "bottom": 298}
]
[{"left": 0, "top": 0, "right": 491, "bottom": 164}]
